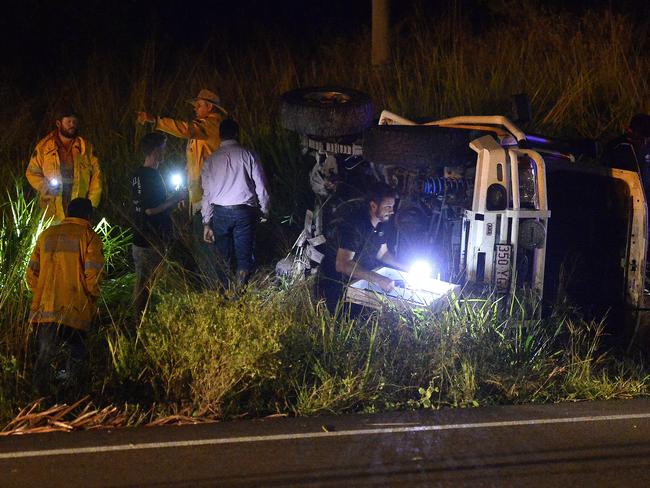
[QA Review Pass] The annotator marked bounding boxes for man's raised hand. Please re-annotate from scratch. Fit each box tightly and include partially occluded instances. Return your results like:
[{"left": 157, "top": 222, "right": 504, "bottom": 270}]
[{"left": 136, "top": 112, "right": 155, "bottom": 125}]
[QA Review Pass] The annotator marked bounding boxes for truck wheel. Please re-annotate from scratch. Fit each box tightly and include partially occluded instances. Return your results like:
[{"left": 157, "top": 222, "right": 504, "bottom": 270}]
[
  {"left": 363, "top": 125, "right": 483, "bottom": 169},
  {"left": 280, "top": 87, "right": 374, "bottom": 138}
]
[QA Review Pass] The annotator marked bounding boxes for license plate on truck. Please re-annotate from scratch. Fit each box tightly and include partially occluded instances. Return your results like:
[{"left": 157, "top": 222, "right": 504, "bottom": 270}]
[{"left": 495, "top": 244, "right": 512, "bottom": 292}]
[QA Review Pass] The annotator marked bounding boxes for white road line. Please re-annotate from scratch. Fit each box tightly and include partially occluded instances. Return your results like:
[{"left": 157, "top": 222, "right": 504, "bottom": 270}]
[{"left": 1, "top": 412, "right": 650, "bottom": 460}]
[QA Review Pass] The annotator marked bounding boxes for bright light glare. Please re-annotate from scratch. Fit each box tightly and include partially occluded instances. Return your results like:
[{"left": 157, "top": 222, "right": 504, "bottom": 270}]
[
  {"left": 49, "top": 178, "right": 59, "bottom": 187},
  {"left": 408, "top": 260, "right": 433, "bottom": 289},
  {"left": 170, "top": 173, "right": 183, "bottom": 190}
]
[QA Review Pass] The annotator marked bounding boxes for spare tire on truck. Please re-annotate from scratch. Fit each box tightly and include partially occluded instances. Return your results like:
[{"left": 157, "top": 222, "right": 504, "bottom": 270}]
[
  {"left": 280, "top": 87, "right": 374, "bottom": 138},
  {"left": 363, "top": 125, "right": 489, "bottom": 169}
]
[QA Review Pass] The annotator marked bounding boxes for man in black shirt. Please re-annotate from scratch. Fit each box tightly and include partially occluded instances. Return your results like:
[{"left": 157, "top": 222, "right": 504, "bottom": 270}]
[
  {"left": 131, "top": 132, "right": 186, "bottom": 317},
  {"left": 318, "top": 181, "right": 406, "bottom": 312}
]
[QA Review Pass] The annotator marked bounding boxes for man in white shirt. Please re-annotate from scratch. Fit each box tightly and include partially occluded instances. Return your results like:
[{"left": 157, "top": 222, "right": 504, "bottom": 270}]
[{"left": 201, "top": 119, "right": 270, "bottom": 287}]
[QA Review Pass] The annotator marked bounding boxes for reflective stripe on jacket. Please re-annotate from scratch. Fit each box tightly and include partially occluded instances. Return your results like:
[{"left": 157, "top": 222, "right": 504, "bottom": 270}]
[
  {"left": 155, "top": 112, "right": 222, "bottom": 211},
  {"left": 26, "top": 131, "right": 102, "bottom": 222},
  {"left": 26, "top": 217, "right": 105, "bottom": 330}
]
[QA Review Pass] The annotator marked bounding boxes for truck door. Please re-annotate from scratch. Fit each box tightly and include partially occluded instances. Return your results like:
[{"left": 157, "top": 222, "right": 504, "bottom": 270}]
[{"left": 544, "top": 161, "right": 646, "bottom": 349}]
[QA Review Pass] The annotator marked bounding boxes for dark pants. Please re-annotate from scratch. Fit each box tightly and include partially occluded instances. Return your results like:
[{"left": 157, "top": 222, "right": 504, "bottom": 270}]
[
  {"left": 211, "top": 204, "right": 257, "bottom": 288},
  {"left": 317, "top": 275, "right": 344, "bottom": 313},
  {"left": 33, "top": 324, "right": 86, "bottom": 395},
  {"left": 132, "top": 244, "right": 163, "bottom": 318},
  {"left": 316, "top": 275, "right": 366, "bottom": 317},
  {"left": 192, "top": 211, "right": 221, "bottom": 289}
]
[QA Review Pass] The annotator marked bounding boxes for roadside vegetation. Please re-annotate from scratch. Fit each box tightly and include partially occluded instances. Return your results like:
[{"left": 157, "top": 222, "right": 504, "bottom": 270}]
[{"left": 1, "top": 6, "right": 649, "bottom": 431}]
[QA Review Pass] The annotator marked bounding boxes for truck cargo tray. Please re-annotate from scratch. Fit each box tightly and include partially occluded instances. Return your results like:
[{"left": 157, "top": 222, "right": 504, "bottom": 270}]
[{"left": 344, "top": 267, "right": 460, "bottom": 312}]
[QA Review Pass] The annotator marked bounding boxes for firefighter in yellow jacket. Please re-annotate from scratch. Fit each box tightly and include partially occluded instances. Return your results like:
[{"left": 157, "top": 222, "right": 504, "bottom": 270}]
[
  {"left": 27, "top": 198, "right": 104, "bottom": 393},
  {"left": 137, "top": 89, "right": 225, "bottom": 212},
  {"left": 137, "top": 88, "right": 226, "bottom": 287},
  {"left": 26, "top": 107, "right": 102, "bottom": 223}
]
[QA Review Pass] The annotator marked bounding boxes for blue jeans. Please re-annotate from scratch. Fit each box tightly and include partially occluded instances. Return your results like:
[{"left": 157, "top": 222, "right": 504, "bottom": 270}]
[{"left": 211, "top": 205, "right": 257, "bottom": 286}]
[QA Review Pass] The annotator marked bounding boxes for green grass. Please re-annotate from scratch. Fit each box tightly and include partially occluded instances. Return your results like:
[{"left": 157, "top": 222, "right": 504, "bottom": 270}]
[
  {"left": 1, "top": 7, "right": 649, "bottom": 429},
  {"left": 0, "top": 192, "right": 648, "bottom": 428}
]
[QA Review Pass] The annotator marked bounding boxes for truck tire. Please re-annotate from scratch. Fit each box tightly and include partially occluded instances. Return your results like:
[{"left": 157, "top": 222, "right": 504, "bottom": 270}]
[
  {"left": 280, "top": 87, "right": 374, "bottom": 138},
  {"left": 363, "top": 125, "right": 485, "bottom": 169}
]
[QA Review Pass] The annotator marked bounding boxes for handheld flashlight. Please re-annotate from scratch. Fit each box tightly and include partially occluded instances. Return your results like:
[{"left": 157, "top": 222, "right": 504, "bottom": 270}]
[
  {"left": 49, "top": 178, "right": 60, "bottom": 188},
  {"left": 408, "top": 260, "right": 433, "bottom": 290},
  {"left": 170, "top": 172, "right": 183, "bottom": 191}
]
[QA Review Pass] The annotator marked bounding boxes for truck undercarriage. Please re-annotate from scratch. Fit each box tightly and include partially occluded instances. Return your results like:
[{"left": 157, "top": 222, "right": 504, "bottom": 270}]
[{"left": 277, "top": 86, "right": 648, "bottom": 350}]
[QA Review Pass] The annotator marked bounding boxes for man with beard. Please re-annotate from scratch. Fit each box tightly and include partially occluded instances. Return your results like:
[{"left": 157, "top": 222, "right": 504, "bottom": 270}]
[
  {"left": 318, "top": 181, "right": 406, "bottom": 312},
  {"left": 26, "top": 106, "right": 102, "bottom": 222},
  {"left": 137, "top": 89, "right": 226, "bottom": 287}
]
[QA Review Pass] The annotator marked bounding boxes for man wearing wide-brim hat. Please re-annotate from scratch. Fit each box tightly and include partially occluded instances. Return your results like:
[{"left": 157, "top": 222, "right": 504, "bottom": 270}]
[{"left": 137, "top": 88, "right": 226, "bottom": 288}]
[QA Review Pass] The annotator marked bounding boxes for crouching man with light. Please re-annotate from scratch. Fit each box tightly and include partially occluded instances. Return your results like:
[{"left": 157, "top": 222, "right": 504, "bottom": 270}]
[{"left": 318, "top": 181, "right": 407, "bottom": 312}]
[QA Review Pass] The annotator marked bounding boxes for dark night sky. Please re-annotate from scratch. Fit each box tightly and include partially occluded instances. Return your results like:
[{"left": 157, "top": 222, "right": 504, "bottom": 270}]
[
  {"left": 3, "top": 1, "right": 383, "bottom": 87},
  {"left": 2, "top": 0, "right": 648, "bottom": 88},
  {"left": 6, "top": 1, "right": 648, "bottom": 53},
  {"left": 5, "top": 1, "right": 382, "bottom": 65}
]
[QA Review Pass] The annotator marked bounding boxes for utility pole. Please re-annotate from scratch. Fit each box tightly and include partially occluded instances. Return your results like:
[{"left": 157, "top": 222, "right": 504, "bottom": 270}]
[{"left": 372, "top": 0, "right": 390, "bottom": 66}]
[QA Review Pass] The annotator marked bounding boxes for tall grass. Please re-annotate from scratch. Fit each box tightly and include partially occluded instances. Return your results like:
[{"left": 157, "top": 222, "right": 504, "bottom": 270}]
[
  {"left": 0, "top": 184, "right": 49, "bottom": 420},
  {"left": 0, "top": 193, "right": 647, "bottom": 427},
  {"left": 1, "top": 8, "right": 647, "bottom": 224},
  {"left": 1, "top": 7, "right": 649, "bottom": 428},
  {"left": 90, "top": 270, "right": 649, "bottom": 423}
]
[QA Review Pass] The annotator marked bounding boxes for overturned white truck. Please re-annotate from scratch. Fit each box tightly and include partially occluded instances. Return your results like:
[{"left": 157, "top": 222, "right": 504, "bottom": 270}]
[{"left": 278, "top": 87, "right": 649, "bottom": 350}]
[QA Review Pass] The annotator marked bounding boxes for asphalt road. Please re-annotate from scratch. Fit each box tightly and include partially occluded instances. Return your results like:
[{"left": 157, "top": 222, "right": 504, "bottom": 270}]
[{"left": 2, "top": 399, "right": 650, "bottom": 487}]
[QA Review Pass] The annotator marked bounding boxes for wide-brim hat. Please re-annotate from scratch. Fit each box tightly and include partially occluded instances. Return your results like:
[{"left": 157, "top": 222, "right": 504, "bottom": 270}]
[{"left": 186, "top": 89, "right": 227, "bottom": 114}]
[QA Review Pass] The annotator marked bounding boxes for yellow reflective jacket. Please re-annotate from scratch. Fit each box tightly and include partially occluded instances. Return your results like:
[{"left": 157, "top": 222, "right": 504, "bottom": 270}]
[
  {"left": 27, "top": 217, "right": 105, "bottom": 331},
  {"left": 26, "top": 131, "right": 102, "bottom": 222},
  {"left": 155, "top": 112, "right": 222, "bottom": 211}
]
